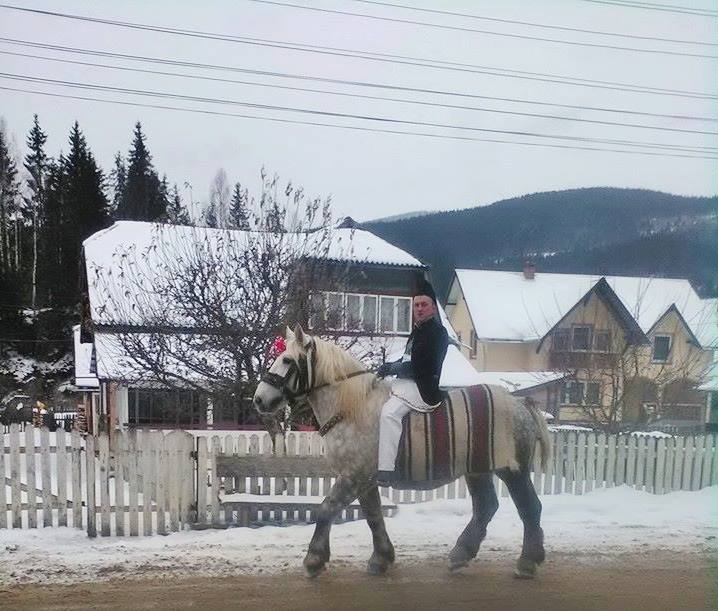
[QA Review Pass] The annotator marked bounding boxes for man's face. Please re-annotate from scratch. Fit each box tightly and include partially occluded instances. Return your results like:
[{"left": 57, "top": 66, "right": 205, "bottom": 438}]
[{"left": 413, "top": 295, "right": 437, "bottom": 324}]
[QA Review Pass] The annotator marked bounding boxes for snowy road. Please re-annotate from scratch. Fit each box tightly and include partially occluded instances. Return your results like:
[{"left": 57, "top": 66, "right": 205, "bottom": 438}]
[{"left": 1, "top": 486, "right": 715, "bottom": 588}]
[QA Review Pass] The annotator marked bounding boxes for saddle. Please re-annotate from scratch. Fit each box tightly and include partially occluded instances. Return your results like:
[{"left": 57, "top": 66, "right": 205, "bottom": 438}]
[{"left": 393, "top": 384, "right": 519, "bottom": 485}]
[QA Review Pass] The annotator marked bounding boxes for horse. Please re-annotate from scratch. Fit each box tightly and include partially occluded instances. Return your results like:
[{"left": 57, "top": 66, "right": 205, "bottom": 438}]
[{"left": 253, "top": 325, "right": 551, "bottom": 579}]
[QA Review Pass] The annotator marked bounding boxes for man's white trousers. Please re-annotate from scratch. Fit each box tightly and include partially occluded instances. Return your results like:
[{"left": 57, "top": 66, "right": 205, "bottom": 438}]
[{"left": 378, "top": 379, "right": 438, "bottom": 472}]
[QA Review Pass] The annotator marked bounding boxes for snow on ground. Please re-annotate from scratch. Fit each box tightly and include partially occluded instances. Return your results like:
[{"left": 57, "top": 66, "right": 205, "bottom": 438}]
[{"left": 1, "top": 486, "right": 716, "bottom": 585}]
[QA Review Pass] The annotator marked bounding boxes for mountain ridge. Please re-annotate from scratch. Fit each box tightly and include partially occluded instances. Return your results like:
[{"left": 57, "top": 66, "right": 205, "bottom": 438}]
[{"left": 364, "top": 187, "right": 718, "bottom": 300}]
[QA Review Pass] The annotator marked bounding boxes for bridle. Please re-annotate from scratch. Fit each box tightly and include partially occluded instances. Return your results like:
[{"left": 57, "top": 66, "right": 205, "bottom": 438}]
[{"left": 258, "top": 341, "right": 375, "bottom": 435}]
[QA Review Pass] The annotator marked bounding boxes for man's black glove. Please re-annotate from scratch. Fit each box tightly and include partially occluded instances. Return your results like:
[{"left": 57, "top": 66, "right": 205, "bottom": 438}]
[{"left": 376, "top": 362, "right": 393, "bottom": 378}]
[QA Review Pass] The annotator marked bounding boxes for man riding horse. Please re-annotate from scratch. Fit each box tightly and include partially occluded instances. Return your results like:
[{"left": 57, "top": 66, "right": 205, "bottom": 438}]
[{"left": 375, "top": 279, "right": 448, "bottom": 487}]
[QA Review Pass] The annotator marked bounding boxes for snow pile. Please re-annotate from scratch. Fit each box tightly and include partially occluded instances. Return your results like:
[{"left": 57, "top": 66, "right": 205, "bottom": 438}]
[{"left": 0, "top": 486, "right": 715, "bottom": 585}]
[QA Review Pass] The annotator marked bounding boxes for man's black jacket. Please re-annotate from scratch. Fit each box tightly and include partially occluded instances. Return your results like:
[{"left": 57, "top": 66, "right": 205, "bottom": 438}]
[{"left": 385, "top": 315, "right": 449, "bottom": 405}]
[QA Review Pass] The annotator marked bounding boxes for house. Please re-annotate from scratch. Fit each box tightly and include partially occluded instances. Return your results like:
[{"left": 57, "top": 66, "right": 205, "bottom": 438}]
[
  {"left": 446, "top": 264, "right": 717, "bottom": 430},
  {"left": 75, "top": 219, "right": 479, "bottom": 432}
]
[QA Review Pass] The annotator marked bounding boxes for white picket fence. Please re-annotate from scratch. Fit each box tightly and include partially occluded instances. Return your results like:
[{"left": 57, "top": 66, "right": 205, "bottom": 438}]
[{"left": 2, "top": 426, "right": 717, "bottom": 537}]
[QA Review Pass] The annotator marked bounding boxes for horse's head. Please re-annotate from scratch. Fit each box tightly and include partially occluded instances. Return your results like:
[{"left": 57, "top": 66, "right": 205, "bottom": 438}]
[{"left": 253, "top": 324, "right": 316, "bottom": 419}]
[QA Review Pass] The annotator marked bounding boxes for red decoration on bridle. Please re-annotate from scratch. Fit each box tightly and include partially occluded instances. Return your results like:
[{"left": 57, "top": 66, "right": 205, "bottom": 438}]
[{"left": 269, "top": 335, "right": 287, "bottom": 360}]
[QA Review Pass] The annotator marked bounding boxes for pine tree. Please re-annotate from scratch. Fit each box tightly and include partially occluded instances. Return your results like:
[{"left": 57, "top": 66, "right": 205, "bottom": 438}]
[
  {"left": 203, "top": 200, "right": 218, "bottom": 228},
  {"left": 229, "top": 182, "right": 250, "bottom": 229},
  {"left": 166, "top": 184, "right": 191, "bottom": 225},
  {"left": 24, "top": 114, "right": 49, "bottom": 308},
  {"left": 41, "top": 122, "right": 108, "bottom": 306},
  {"left": 0, "top": 123, "right": 20, "bottom": 275},
  {"left": 109, "top": 152, "right": 126, "bottom": 219},
  {"left": 116, "top": 122, "right": 167, "bottom": 221}
]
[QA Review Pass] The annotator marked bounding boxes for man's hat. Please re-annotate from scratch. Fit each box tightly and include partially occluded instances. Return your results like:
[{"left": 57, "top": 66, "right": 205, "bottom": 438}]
[{"left": 414, "top": 279, "right": 438, "bottom": 304}]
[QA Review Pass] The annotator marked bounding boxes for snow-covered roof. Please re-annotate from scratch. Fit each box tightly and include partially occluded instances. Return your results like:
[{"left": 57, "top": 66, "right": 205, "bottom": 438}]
[
  {"left": 469, "top": 371, "right": 567, "bottom": 393},
  {"left": 83, "top": 222, "right": 423, "bottom": 326},
  {"left": 450, "top": 269, "right": 716, "bottom": 346}
]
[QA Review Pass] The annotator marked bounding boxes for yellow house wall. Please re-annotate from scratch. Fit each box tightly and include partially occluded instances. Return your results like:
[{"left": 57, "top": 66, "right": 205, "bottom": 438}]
[{"left": 641, "top": 309, "right": 712, "bottom": 382}]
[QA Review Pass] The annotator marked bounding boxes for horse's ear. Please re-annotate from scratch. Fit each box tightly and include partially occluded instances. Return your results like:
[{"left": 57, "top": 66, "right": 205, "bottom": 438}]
[
  {"left": 294, "top": 324, "right": 313, "bottom": 349},
  {"left": 293, "top": 323, "right": 305, "bottom": 346},
  {"left": 285, "top": 326, "right": 295, "bottom": 342}
]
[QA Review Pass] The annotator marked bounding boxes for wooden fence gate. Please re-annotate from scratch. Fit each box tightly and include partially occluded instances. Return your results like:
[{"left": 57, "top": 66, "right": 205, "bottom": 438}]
[{"left": 2, "top": 426, "right": 718, "bottom": 537}]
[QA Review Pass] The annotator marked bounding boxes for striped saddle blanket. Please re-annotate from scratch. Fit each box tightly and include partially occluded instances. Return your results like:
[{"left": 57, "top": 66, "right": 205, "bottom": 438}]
[{"left": 395, "top": 384, "right": 519, "bottom": 483}]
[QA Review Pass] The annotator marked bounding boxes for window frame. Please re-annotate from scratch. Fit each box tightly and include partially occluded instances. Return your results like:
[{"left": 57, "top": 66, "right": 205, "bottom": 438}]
[
  {"left": 593, "top": 330, "right": 611, "bottom": 353},
  {"left": 314, "top": 291, "right": 412, "bottom": 335},
  {"left": 571, "top": 324, "right": 593, "bottom": 352},
  {"left": 651, "top": 334, "right": 672, "bottom": 363}
]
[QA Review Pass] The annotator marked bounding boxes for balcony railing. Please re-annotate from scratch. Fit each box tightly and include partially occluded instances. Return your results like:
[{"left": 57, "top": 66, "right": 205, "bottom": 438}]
[{"left": 548, "top": 350, "right": 617, "bottom": 370}]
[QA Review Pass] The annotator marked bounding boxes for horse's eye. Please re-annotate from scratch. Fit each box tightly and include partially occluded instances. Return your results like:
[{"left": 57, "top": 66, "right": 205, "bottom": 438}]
[{"left": 282, "top": 357, "right": 292, "bottom": 365}]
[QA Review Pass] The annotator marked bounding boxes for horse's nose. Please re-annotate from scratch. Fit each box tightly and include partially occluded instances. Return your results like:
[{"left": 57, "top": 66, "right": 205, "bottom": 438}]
[{"left": 253, "top": 395, "right": 263, "bottom": 410}]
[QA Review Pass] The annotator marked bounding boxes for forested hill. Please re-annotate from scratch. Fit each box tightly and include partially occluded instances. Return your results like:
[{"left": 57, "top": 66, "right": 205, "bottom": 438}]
[{"left": 364, "top": 188, "right": 718, "bottom": 300}]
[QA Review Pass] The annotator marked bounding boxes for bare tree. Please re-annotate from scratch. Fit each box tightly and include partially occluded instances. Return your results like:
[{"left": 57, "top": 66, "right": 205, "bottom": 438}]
[
  {"left": 209, "top": 168, "right": 231, "bottom": 229},
  {"left": 88, "top": 171, "right": 351, "bottom": 426}
]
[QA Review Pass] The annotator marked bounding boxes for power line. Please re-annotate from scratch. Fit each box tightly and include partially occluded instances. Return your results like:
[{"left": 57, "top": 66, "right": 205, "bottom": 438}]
[
  {"left": 5, "top": 38, "right": 718, "bottom": 112},
  {"left": 6, "top": 50, "right": 718, "bottom": 137},
  {"left": 246, "top": 0, "right": 718, "bottom": 58},
  {"left": 2, "top": 84, "right": 716, "bottom": 160},
  {"left": 348, "top": 0, "right": 718, "bottom": 45},
  {"left": 0, "top": 11, "right": 715, "bottom": 99},
  {"left": 3, "top": 72, "right": 716, "bottom": 154},
  {"left": 579, "top": 0, "right": 718, "bottom": 17}
]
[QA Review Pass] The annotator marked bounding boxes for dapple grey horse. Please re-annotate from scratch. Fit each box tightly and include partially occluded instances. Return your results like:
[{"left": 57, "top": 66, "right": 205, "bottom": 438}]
[{"left": 253, "top": 325, "right": 551, "bottom": 578}]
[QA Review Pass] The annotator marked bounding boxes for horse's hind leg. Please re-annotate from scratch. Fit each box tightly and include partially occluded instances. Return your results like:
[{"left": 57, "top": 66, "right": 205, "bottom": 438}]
[
  {"left": 304, "top": 475, "right": 357, "bottom": 577},
  {"left": 496, "top": 468, "right": 545, "bottom": 579},
  {"left": 448, "top": 473, "right": 498, "bottom": 571},
  {"left": 358, "top": 485, "right": 395, "bottom": 575}
]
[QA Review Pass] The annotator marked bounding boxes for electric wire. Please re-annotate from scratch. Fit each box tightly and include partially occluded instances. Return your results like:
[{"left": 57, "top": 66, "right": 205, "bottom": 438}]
[
  {"left": 3, "top": 72, "right": 716, "bottom": 154},
  {"left": 578, "top": 0, "right": 718, "bottom": 17},
  {"left": 1, "top": 2, "right": 717, "bottom": 65},
  {"left": 6, "top": 50, "right": 718, "bottom": 137},
  {"left": 246, "top": 0, "right": 718, "bottom": 58},
  {"left": 2, "top": 38, "right": 717, "bottom": 112},
  {"left": 347, "top": 0, "right": 718, "bottom": 45},
  {"left": 0, "top": 14, "right": 716, "bottom": 101},
  {"left": 3, "top": 84, "right": 717, "bottom": 160}
]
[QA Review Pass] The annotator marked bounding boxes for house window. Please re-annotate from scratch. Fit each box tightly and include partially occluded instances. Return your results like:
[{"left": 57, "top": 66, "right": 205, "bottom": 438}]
[
  {"left": 469, "top": 329, "right": 477, "bottom": 359},
  {"left": 361, "top": 295, "right": 377, "bottom": 332},
  {"left": 585, "top": 382, "right": 601, "bottom": 405},
  {"left": 652, "top": 335, "right": 671, "bottom": 362},
  {"left": 380, "top": 297, "right": 395, "bottom": 332},
  {"left": 313, "top": 291, "right": 411, "bottom": 334},
  {"left": 346, "top": 294, "right": 362, "bottom": 330},
  {"left": 308, "top": 292, "right": 325, "bottom": 330},
  {"left": 552, "top": 329, "right": 570, "bottom": 351},
  {"left": 594, "top": 331, "right": 611, "bottom": 352},
  {"left": 572, "top": 325, "right": 592, "bottom": 351},
  {"left": 396, "top": 298, "right": 411, "bottom": 334},
  {"left": 326, "top": 292, "right": 344, "bottom": 330},
  {"left": 561, "top": 381, "right": 600, "bottom": 405}
]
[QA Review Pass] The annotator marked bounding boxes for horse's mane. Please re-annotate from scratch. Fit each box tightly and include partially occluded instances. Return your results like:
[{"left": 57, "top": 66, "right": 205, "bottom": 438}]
[{"left": 286, "top": 336, "right": 378, "bottom": 423}]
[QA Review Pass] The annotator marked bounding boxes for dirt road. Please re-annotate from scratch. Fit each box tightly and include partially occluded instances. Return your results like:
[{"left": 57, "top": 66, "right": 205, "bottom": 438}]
[{"left": 2, "top": 551, "right": 715, "bottom": 610}]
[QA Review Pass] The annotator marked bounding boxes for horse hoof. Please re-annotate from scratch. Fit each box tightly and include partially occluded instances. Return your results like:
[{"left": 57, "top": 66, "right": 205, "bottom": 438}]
[
  {"left": 513, "top": 557, "right": 537, "bottom": 580},
  {"left": 367, "top": 560, "right": 387, "bottom": 576},
  {"left": 304, "top": 553, "right": 327, "bottom": 578},
  {"left": 448, "top": 546, "right": 473, "bottom": 572},
  {"left": 367, "top": 552, "right": 392, "bottom": 576},
  {"left": 448, "top": 559, "right": 469, "bottom": 572}
]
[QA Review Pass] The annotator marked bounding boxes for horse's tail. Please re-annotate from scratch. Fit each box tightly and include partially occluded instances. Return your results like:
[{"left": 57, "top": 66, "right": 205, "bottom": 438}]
[{"left": 524, "top": 398, "right": 552, "bottom": 469}]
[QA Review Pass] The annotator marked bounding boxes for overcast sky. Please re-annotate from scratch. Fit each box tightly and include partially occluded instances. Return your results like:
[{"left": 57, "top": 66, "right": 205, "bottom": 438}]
[{"left": 1, "top": 0, "right": 716, "bottom": 221}]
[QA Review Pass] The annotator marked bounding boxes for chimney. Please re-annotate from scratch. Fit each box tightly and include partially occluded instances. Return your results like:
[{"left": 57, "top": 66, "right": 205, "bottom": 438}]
[{"left": 523, "top": 260, "right": 536, "bottom": 280}]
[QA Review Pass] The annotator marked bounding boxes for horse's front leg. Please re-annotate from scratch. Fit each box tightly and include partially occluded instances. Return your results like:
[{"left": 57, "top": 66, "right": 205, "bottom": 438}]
[
  {"left": 304, "top": 475, "right": 358, "bottom": 577},
  {"left": 358, "top": 485, "right": 395, "bottom": 575}
]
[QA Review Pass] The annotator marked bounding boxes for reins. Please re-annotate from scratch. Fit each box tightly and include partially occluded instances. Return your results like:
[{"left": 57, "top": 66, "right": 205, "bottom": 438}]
[{"left": 260, "top": 350, "right": 377, "bottom": 436}]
